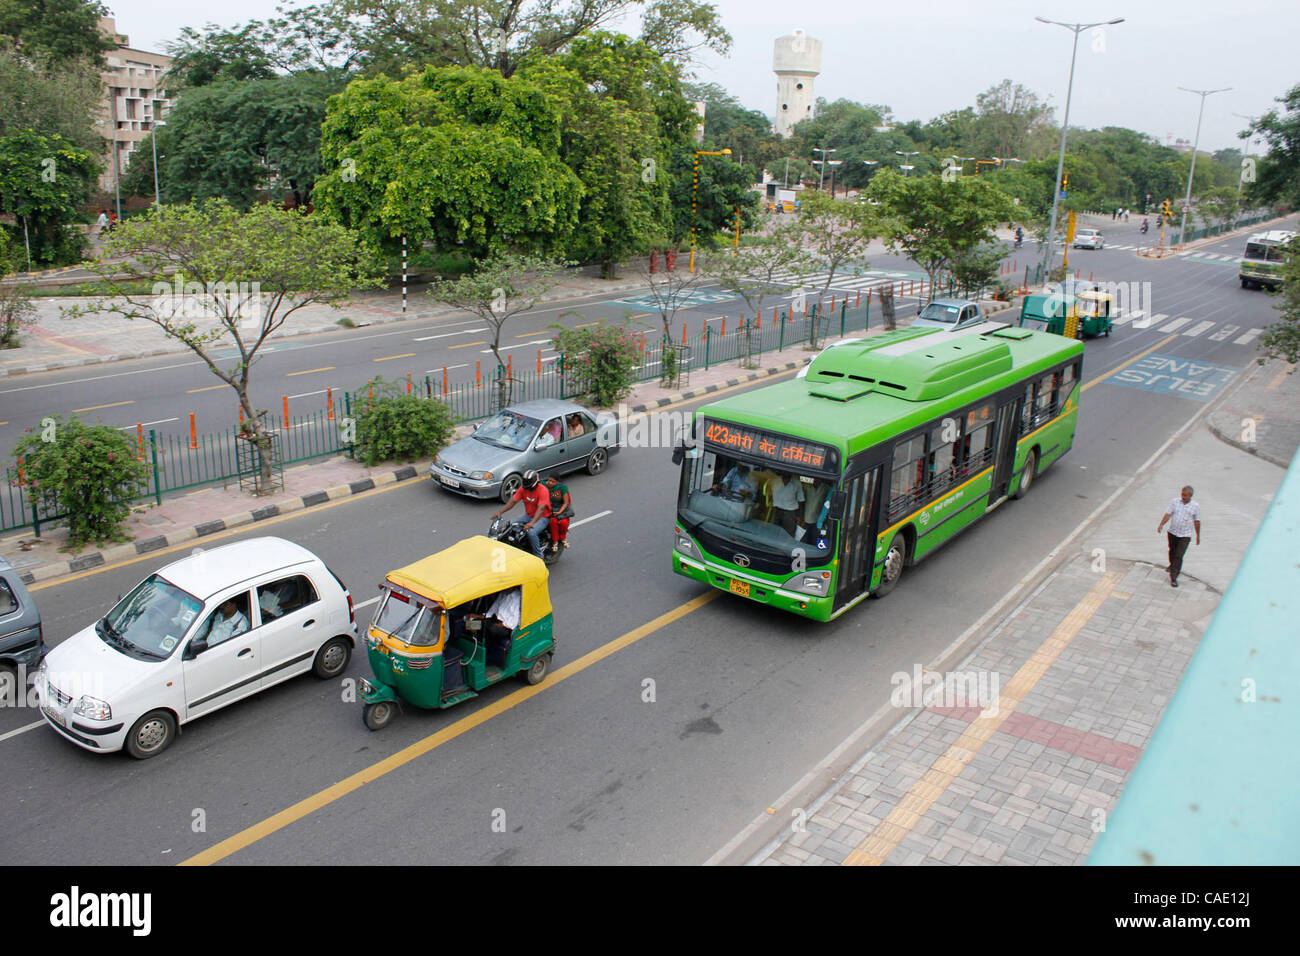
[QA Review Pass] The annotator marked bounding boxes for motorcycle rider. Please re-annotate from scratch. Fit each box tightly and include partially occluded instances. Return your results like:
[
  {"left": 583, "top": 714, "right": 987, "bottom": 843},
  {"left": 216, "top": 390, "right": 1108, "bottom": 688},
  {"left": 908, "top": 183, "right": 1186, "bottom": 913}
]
[
  {"left": 1141, "top": 218, "right": 1149, "bottom": 233},
  {"left": 491, "top": 470, "right": 551, "bottom": 558},
  {"left": 1014, "top": 226, "right": 1024, "bottom": 248}
]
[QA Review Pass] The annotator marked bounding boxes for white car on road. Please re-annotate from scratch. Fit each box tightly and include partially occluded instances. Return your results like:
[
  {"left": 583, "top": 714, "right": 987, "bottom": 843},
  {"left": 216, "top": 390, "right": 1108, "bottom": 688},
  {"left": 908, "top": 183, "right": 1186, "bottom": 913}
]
[
  {"left": 1073, "top": 228, "right": 1104, "bottom": 250},
  {"left": 37, "top": 538, "right": 357, "bottom": 759}
]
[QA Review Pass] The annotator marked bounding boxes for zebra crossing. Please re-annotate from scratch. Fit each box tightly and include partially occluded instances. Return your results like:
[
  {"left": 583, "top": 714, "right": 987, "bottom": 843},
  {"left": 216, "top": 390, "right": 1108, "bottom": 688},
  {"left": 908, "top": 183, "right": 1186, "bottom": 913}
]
[
  {"left": 762, "top": 268, "right": 925, "bottom": 295},
  {"left": 1090, "top": 242, "right": 1241, "bottom": 261},
  {"left": 1111, "top": 311, "right": 1263, "bottom": 345}
]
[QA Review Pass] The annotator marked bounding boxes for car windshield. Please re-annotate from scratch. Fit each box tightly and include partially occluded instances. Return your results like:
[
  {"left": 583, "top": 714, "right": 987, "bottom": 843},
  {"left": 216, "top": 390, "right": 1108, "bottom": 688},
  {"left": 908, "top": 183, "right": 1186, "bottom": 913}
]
[
  {"left": 677, "top": 449, "right": 836, "bottom": 566},
  {"left": 918, "top": 303, "right": 960, "bottom": 324},
  {"left": 474, "top": 410, "right": 541, "bottom": 451},
  {"left": 373, "top": 591, "right": 442, "bottom": 647},
  {"left": 103, "top": 574, "right": 204, "bottom": 659}
]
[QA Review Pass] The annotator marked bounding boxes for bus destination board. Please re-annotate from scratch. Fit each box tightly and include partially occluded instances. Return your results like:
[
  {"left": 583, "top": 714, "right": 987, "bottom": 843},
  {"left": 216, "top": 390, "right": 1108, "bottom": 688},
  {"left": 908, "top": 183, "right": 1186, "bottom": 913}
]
[{"left": 701, "top": 420, "right": 834, "bottom": 472}]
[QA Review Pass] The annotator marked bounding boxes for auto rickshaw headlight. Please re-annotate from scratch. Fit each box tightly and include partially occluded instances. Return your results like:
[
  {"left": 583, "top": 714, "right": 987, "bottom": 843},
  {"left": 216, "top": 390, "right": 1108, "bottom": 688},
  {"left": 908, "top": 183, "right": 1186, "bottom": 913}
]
[{"left": 358, "top": 678, "right": 373, "bottom": 695}]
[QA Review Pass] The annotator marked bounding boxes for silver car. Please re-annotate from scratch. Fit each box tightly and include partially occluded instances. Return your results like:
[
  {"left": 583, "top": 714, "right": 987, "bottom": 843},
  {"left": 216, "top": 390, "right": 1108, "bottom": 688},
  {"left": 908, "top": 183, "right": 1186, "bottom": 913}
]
[
  {"left": 910, "top": 298, "right": 985, "bottom": 331},
  {"left": 1073, "top": 228, "right": 1104, "bottom": 250},
  {"left": 430, "top": 399, "right": 621, "bottom": 502}
]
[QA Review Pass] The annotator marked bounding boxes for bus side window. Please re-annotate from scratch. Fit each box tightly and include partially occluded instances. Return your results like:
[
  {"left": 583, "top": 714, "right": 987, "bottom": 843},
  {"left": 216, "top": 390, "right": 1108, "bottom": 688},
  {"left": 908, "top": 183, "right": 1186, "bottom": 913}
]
[{"left": 1021, "top": 383, "right": 1035, "bottom": 431}]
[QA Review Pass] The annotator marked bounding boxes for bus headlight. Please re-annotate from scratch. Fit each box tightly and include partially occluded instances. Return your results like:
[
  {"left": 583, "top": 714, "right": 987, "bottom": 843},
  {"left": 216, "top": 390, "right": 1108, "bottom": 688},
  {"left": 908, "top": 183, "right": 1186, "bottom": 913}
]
[
  {"left": 785, "top": 571, "right": 831, "bottom": 597},
  {"left": 675, "top": 535, "right": 701, "bottom": 559}
]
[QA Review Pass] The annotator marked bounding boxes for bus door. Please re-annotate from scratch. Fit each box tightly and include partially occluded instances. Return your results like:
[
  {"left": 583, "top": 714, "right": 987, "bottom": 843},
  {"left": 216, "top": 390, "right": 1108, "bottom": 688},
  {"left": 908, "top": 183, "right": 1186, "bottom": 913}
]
[
  {"left": 833, "top": 464, "right": 881, "bottom": 611},
  {"left": 991, "top": 396, "right": 1021, "bottom": 499}
]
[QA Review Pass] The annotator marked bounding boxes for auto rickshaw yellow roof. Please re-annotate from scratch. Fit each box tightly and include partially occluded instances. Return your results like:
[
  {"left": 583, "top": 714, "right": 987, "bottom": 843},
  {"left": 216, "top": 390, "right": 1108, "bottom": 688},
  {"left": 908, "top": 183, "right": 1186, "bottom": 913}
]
[{"left": 385, "top": 535, "right": 550, "bottom": 612}]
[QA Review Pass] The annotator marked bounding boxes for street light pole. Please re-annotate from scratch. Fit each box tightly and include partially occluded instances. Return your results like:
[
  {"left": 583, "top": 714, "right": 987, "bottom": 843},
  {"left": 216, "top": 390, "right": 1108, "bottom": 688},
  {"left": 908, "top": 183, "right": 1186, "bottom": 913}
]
[
  {"left": 1175, "top": 86, "right": 1231, "bottom": 245},
  {"left": 150, "top": 117, "right": 166, "bottom": 208},
  {"left": 813, "top": 147, "right": 836, "bottom": 190},
  {"left": 1036, "top": 16, "right": 1124, "bottom": 279},
  {"left": 690, "top": 148, "right": 731, "bottom": 273},
  {"left": 896, "top": 150, "right": 918, "bottom": 176},
  {"left": 1233, "top": 111, "right": 1261, "bottom": 226}
]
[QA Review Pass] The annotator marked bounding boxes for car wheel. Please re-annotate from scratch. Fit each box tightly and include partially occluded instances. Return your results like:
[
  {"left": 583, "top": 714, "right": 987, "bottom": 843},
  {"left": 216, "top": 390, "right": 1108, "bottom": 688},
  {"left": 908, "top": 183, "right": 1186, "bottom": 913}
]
[
  {"left": 125, "top": 710, "right": 176, "bottom": 759},
  {"left": 313, "top": 637, "right": 352, "bottom": 679},
  {"left": 1013, "top": 449, "right": 1037, "bottom": 499},
  {"left": 0, "top": 664, "right": 17, "bottom": 706},
  {"left": 871, "top": 536, "right": 907, "bottom": 598},
  {"left": 522, "top": 653, "right": 552, "bottom": 685},
  {"left": 586, "top": 447, "right": 608, "bottom": 476},
  {"left": 363, "top": 701, "right": 397, "bottom": 731},
  {"left": 499, "top": 473, "right": 522, "bottom": 503}
]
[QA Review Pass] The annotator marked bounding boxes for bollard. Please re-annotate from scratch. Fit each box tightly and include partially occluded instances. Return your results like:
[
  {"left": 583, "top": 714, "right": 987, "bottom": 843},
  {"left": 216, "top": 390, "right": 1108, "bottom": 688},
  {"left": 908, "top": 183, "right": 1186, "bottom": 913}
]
[
  {"left": 536, "top": 350, "right": 542, "bottom": 375},
  {"left": 682, "top": 323, "right": 687, "bottom": 346},
  {"left": 507, "top": 354, "right": 513, "bottom": 380},
  {"left": 16, "top": 457, "right": 24, "bottom": 488},
  {"left": 283, "top": 395, "right": 290, "bottom": 429},
  {"left": 443, "top": 366, "right": 449, "bottom": 396},
  {"left": 830, "top": 293, "right": 836, "bottom": 312},
  {"left": 189, "top": 413, "right": 197, "bottom": 450},
  {"left": 239, "top": 404, "right": 245, "bottom": 426},
  {"left": 720, "top": 316, "right": 726, "bottom": 336},
  {"left": 406, "top": 372, "right": 413, "bottom": 394},
  {"left": 856, "top": 289, "right": 861, "bottom": 307},
  {"left": 475, "top": 360, "right": 482, "bottom": 388},
  {"left": 137, "top": 423, "right": 144, "bottom": 460},
  {"left": 327, "top": 387, "right": 334, "bottom": 421}
]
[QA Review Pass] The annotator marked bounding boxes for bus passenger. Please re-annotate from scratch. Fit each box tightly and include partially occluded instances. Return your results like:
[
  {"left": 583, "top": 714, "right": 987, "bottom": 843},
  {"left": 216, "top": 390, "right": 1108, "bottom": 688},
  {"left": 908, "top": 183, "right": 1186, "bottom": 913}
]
[{"left": 769, "top": 473, "right": 805, "bottom": 535}]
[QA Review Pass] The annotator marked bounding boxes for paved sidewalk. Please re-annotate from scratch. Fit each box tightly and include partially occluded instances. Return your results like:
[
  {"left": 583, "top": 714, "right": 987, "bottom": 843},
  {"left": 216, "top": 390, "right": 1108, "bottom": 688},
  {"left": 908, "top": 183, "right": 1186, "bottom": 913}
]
[{"left": 747, "top": 360, "right": 1294, "bottom": 866}]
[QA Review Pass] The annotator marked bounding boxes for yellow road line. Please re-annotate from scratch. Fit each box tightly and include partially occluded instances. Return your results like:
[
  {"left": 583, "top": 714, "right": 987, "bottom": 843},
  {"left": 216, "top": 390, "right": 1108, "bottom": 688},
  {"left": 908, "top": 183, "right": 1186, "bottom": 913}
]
[
  {"left": 372, "top": 353, "right": 415, "bottom": 362},
  {"left": 180, "top": 590, "right": 718, "bottom": 865},
  {"left": 448, "top": 341, "right": 486, "bottom": 349},
  {"left": 842, "top": 570, "right": 1122, "bottom": 866},
  {"left": 1082, "top": 335, "right": 1177, "bottom": 392},
  {"left": 72, "top": 400, "right": 134, "bottom": 412},
  {"left": 514, "top": 330, "right": 549, "bottom": 338},
  {"left": 186, "top": 385, "right": 226, "bottom": 394},
  {"left": 0, "top": 421, "right": 7, "bottom": 426},
  {"left": 286, "top": 367, "right": 335, "bottom": 377}
]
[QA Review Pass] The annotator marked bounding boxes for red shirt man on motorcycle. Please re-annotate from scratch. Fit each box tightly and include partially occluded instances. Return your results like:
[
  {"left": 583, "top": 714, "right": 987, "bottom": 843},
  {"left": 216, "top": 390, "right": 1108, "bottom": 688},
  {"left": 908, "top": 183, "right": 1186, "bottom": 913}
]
[{"left": 491, "top": 470, "right": 551, "bottom": 558}]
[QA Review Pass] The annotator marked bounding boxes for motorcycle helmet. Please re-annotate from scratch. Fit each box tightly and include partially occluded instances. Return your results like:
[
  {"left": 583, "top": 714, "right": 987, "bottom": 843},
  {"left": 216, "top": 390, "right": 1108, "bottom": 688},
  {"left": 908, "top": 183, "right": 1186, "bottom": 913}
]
[{"left": 522, "top": 470, "right": 540, "bottom": 490}]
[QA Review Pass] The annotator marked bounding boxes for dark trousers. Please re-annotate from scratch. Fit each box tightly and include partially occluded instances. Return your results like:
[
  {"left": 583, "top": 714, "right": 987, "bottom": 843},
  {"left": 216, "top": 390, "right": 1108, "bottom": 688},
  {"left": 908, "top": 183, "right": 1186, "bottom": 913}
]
[{"left": 1167, "top": 533, "right": 1191, "bottom": 581}]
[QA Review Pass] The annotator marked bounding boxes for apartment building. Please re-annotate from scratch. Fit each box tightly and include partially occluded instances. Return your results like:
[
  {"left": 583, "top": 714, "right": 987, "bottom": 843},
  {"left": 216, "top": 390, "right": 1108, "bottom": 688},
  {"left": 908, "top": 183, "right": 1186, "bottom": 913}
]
[{"left": 97, "top": 17, "right": 173, "bottom": 195}]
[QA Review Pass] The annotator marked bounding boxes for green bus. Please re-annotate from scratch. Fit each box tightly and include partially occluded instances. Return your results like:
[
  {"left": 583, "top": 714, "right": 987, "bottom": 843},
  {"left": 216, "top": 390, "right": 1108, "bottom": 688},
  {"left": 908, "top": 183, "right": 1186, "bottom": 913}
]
[
  {"left": 1239, "top": 230, "right": 1295, "bottom": 289},
  {"left": 672, "top": 322, "right": 1085, "bottom": 621}
]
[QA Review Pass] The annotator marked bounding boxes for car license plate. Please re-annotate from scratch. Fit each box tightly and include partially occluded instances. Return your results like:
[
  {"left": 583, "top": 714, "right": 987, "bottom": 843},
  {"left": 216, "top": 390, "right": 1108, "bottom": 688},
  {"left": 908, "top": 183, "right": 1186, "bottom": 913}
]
[
  {"left": 42, "top": 701, "right": 65, "bottom": 727},
  {"left": 440, "top": 476, "right": 461, "bottom": 489},
  {"left": 729, "top": 578, "right": 751, "bottom": 598}
]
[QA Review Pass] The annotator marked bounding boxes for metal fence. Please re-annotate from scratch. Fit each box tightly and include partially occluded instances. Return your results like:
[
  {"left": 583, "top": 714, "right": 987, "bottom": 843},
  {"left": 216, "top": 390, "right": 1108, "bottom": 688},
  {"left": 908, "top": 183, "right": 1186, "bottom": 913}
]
[{"left": 0, "top": 284, "right": 933, "bottom": 535}]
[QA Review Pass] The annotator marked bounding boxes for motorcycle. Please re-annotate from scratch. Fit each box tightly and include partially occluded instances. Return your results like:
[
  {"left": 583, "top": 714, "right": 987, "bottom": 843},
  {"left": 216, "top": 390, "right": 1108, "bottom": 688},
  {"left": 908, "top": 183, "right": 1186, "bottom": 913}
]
[
  {"left": 1140, "top": 220, "right": 1149, "bottom": 234},
  {"left": 488, "top": 515, "right": 562, "bottom": 567},
  {"left": 1013, "top": 234, "right": 1024, "bottom": 250}
]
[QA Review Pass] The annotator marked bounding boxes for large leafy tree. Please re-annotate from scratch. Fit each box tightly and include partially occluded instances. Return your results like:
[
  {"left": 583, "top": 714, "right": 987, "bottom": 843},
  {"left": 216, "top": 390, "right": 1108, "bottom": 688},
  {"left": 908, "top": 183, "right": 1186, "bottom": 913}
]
[
  {"left": 525, "top": 32, "right": 692, "bottom": 277},
  {"left": 0, "top": 48, "right": 102, "bottom": 155},
  {"left": 120, "top": 71, "right": 346, "bottom": 208},
  {"left": 868, "top": 168, "right": 1015, "bottom": 297},
  {"left": 667, "top": 148, "right": 760, "bottom": 253},
  {"left": 0, "top": 0, "right": 114, "bottom": 67},
  {"left": 789, "top": 191, "right": 886, "bottom": 345},
  {"left": 74, "top": 200, "right": 385, "bottom": 492},
  {"left": 1244, "top": 84, "right": 1300, "bottom": 209},
  {"left": 0, "top": 128, "right": 97, "bottom": 266},
  {"left": 314, "top": 65, "right": 583, "bottom": 257},
  {"left": 969, "top": 80, "right": 1053, "bottom": 161}
]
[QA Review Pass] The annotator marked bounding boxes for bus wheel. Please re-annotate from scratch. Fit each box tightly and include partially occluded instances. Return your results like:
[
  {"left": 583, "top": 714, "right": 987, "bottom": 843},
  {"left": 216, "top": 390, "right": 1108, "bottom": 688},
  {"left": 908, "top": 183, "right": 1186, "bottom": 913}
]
[
  {"left": 872, "top": 537, "right": 907, "bottom": 598},
  {"left": 1013, "top": 450, "right": 1038, "bottom": 499}
]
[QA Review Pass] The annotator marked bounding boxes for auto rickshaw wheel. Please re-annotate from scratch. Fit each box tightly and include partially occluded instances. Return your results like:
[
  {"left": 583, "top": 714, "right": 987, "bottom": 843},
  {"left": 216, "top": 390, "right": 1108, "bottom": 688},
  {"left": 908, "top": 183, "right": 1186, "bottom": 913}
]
[
  {"left": 363, "top": 701, "right": 397, "bottom": 731},
  {"left": 522, "top": 653, "right": 552, "bottom": 685}
]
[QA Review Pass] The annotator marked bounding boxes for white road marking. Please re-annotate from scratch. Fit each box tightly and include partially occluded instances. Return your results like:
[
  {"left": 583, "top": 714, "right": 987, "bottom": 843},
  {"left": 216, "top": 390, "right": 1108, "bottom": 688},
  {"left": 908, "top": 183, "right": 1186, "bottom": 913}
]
[
  {"left": 423, "top": 364, "right": 469, "bottom": 375},
  {"left": 413, "top": 328, "right": 486, "bottom": 342},
  {"left": 1209, "top": 325, "right": 1239, "bottom": 342},
  {"left": 1159, "top": 316, "right": 1192, "bottom": 332},
  {"left": 1132, "top": 312, "right": 1165, "bottom": 330},
  {"left": 113, "top": 417, "right": 179, "bottom": 430},
  {"left": 1235, "top": 328, "right": 1263, "bottom": 345},
  {"left": 354, "top": 595, "right": 381, "bottom": 610},
  {"left": 482, "top": 340, "right": 550, "bottom": 353},
  {"left": 1183, "top": 320, "right": 1215, "bottom": 337},
  {"left": 568, "top": 509, "right": 612, "bottom": 529},
  {"left": 288, "top": 389, "right": 332, "bottom": 399},
  {"left": 0, "top": 719, "right": 46, "bottom": 743}
]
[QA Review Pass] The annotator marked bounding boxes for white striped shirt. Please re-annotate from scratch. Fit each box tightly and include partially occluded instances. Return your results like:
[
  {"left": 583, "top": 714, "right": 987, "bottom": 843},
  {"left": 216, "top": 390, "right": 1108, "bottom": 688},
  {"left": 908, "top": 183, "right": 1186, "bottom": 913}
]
[{"left": 1166, "top": 498, "right": 1201, "bottom": 538}]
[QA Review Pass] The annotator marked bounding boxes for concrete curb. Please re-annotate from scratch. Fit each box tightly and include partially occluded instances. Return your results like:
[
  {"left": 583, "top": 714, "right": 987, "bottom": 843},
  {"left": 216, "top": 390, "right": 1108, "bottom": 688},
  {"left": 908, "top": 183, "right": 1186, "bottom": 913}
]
[
  {"left": 16, "top": 464, "right": 423, "bottom": 586},
  {"left": 1205, "top": 360, "right": 1295, "bottom": 468},
  {"left": 0, "top": 278, "right": 656, "bottom": 378}
]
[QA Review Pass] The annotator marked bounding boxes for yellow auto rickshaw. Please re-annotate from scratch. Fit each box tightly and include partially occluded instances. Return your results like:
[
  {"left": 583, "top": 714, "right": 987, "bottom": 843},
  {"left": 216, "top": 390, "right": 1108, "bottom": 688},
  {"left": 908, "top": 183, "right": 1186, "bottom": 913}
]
[{"left": 358, "top": 536, "right": 556, "bottom": 730}]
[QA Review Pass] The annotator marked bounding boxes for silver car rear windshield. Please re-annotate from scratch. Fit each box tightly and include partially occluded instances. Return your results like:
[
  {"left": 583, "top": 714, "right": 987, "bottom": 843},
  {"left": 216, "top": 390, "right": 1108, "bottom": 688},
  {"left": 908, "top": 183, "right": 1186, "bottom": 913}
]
[{"left": 918, "top": 303, "right": 960, "bottom": 323}]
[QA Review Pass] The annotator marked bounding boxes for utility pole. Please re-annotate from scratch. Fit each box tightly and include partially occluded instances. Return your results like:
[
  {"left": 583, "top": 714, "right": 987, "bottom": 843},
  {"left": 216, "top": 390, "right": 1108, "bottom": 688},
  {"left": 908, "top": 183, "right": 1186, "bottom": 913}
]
[{"left": 1176, "top": 87, "right": 1231, "bottom": 246}]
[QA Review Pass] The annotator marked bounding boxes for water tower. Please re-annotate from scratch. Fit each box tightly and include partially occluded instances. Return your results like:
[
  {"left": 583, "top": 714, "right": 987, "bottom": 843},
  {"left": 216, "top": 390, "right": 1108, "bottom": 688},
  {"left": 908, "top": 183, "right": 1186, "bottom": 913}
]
[{"left": 773, "top": 30, "right": 822, "bottom": 138}]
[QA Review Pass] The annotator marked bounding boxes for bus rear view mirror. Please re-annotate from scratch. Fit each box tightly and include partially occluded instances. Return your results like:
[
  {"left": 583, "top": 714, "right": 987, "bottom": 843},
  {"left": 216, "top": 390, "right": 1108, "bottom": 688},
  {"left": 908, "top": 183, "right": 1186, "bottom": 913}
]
[
  {"left": 671, "top": 444, "right": 685, "bottom": 465},
  {"left": 828, "top": 491, "right": 847, "bottom": 518}
]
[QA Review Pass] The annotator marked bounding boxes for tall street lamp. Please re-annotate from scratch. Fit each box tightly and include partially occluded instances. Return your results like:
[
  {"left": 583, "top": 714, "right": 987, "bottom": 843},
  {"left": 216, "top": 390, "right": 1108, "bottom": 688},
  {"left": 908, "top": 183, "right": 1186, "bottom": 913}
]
[
  {"left": 1175, "top": 86, "right": 1231, "bottom": 245},
  {"left": 813, "top": 147, "right": 837, "bottom": 190},
  {"left": 691, "top": 148, "right": 731, "bottom": 273},
  {"left": 151, "top": 119, "right": 166, "bottom": 207},
  {"left": 1036, "top": 16, "right": 1124, "bottom": 277},
  {"left": 896, "top": 150, "right": 919, "bottom": 176},
  {"left": 813, "top": 158, "right": 842, "bottom": 195}
]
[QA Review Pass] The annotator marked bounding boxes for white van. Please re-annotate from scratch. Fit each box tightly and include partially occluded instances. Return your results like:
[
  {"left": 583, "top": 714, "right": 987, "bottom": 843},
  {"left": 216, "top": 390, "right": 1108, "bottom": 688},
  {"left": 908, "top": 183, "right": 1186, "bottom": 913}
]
[{"left": 37, "top": 537, "right": 357, "bottom": 759}]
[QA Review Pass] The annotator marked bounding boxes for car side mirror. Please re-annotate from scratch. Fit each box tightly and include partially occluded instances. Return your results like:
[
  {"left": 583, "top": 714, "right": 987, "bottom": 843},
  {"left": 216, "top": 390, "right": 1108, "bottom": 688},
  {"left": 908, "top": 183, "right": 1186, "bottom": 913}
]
[{"left": 185, "top": 636, "right": 207, "bottom": 661}]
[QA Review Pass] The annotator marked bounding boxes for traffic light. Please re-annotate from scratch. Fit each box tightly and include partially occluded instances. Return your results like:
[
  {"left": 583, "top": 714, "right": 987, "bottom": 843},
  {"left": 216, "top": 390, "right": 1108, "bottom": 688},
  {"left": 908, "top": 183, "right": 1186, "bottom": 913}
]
[
  {"left": 1061, "top": 173, "right": 1069, "bottom": 192},
  {"left": 1161, "top": 199, "right": 1172, "bottom": 219}
]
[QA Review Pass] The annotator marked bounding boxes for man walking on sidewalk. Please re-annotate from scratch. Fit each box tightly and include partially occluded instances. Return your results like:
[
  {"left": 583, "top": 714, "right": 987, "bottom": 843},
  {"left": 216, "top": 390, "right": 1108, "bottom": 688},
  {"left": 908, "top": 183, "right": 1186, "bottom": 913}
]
[{"left": 1157, "top": 485, "right": 1201, "bottom": 587}]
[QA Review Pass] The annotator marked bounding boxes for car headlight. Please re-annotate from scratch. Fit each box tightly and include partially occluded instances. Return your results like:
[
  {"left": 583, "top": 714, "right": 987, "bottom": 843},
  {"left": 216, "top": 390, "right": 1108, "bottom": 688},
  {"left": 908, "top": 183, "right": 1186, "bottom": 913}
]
[
  {"left": 675, "top": 534, "right": 701, "bottom": 559},
  {"left": 73, "top": 695, "right": 112, "bottom": 721},
  {"left": 784, "top": 571, "right": 831, "bottom": 597},
  {"left": 470, "top": 471, "right": 493, "bottom": 481}
]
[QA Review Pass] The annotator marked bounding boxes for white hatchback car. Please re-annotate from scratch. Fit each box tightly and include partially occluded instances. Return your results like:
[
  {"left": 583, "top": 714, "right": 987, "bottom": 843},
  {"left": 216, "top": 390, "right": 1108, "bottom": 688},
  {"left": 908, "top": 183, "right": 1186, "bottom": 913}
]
[
  {"left": 37, "top": 537, "right": 357, "bottom": 759},
  {"left": 1073, "top": 228, "right": 1104, "bottom": 249}
]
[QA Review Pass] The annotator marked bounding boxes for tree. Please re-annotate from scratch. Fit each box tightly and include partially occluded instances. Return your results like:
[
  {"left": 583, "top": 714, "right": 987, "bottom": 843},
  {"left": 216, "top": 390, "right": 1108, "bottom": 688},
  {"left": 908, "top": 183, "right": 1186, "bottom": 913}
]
[
  {"left": 0, "top": 47, "right": 103, "bottom": 154},
  {"left": 1244, "top": 84, "right": 1300, "bottom": 209},
  {"left": 790, "top": 191, "right": 885, "bottom": 346},
  {"left": 633, "top": 256, "right": 716, "bottom": 384},
  {"left": 713, "top": 223, "right": 816, "bottom": 365},
  {"left": 428, "top": 251, "right": 568, "bottom": 407},
  {"left": 0, "top": 0, "right": 114, "bottom": 67},
  {"left": 0, "top": 128, "right": 97, "bottom": 266},
  {"left": 1258, "top": 239, "right": 1300, "bottom": 365},
  {"left": 314, "top": 65, "right": 583, "bottom": 258},
  {"left": 121, "top": 71, "right": 347, "bottom": 208},
  {"left": 868, "top": 168, "right": 1015, "bottom": 302},
  {"left": 0, "top": 230, "right": 35, "bottom": 346},
  {"left": 667, "top": 149, "right": 759, "bottom": 253},
  {"left": 72, "top": 200, "right": 385, "bottom": 493},
  {"left": 970, "top": 80, "right": 1053, "bottom": 161},
  {"left": 163, "top": 22, "right": 281, "bottom": 88},
  {"left": 325, "top": 0, "right": 730, "bottom": 78}
]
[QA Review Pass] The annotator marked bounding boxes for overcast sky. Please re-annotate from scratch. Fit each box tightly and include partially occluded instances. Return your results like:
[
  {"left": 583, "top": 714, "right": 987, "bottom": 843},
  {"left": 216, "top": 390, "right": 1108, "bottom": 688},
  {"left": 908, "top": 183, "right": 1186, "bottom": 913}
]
[{"left": 103, "top": 0, "right": 1296, "bottom": 153}]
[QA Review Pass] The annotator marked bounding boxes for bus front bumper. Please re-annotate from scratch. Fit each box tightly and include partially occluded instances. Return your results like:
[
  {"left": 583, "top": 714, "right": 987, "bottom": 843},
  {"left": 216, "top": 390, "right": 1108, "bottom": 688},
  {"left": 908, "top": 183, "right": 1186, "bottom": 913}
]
[{"left": 672, "top": 552, "right": 835, "bottom": 622}]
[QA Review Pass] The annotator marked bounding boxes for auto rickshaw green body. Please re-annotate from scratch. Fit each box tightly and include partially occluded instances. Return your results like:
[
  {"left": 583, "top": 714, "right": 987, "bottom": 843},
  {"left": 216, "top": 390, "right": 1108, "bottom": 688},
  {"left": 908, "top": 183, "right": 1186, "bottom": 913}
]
[
  {"left": 358, "top": 536, "right": 555, "bottom": 728},
  {"left": 1019, "top": 289, "right": 1113, "bottom": 339}
]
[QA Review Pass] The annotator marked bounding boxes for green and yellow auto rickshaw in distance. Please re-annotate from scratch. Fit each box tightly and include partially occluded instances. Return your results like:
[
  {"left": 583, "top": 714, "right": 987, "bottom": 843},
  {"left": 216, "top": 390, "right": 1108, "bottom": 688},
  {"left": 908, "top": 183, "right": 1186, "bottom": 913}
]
[
  {"left": 358, "top": 536, "right": 556, "bottom": 730},
  {"left": 1019, "top": 286, "right": 1113, "bottom": 339}
]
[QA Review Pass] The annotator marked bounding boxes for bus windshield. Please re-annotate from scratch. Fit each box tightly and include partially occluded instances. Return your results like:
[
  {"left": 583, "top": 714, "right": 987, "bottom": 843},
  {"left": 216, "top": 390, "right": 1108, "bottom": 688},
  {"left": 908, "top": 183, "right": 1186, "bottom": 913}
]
[{"left": 678, "top": 449, "right": 836, "bottom": 566}]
